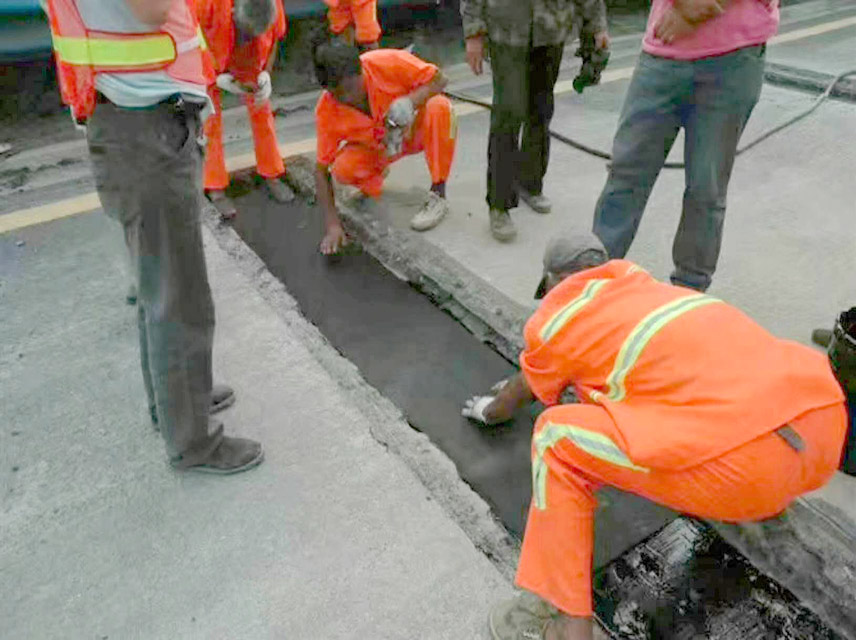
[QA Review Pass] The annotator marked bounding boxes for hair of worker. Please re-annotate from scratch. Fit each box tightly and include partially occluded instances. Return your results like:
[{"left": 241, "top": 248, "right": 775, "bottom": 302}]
[
  {"left": 233, "top": 0, "right": 276, "bottom": 38},
  {"left": 312, "top": 40, "right": 362, "bottom": 89}
]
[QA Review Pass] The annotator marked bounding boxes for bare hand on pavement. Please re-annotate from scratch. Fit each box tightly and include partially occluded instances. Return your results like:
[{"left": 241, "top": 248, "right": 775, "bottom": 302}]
[
  {"left": 466, "top": 35, "right": 485, "bottom": 76},
  {"left": 462, "top": 395, "right": 497, "bottom": 425},
  {"left": 320, "top": 224, "right": 349, "bottom": 255},
  {"left": 594, "top": 31, "right": 610, "bottom": 50}
]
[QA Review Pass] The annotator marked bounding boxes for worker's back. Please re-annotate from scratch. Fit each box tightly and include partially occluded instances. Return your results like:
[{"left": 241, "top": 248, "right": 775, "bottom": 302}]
[{"left": 521, "top": 260, "right": 844, "bottom": 470}]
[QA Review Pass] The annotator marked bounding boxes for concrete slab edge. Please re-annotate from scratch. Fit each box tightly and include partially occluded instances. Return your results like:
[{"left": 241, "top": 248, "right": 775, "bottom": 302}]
[
  {"left": 278, "top": 156, "right": 856, "bottom": 638},
  {"left": 199, "top": 193, "right": 522, "bottom": 585},
  {"left": 764, "top": 62, "right": 856, "bottom": 102}
]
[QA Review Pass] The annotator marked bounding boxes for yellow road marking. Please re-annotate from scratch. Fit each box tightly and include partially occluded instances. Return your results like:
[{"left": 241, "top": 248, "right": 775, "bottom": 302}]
[{"left": 3, "top": 13, "right": 855, "bottom": 235}]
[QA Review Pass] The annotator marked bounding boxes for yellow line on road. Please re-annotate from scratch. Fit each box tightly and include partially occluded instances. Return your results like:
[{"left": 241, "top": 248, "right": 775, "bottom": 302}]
[{"left": 3, "top": 12, "right": 855, "bottom": 235}]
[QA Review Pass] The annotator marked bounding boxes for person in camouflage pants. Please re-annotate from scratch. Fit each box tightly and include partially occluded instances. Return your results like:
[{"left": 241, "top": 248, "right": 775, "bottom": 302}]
[{"left": 461, "top": 0, "right": 608, "bottom": 242}]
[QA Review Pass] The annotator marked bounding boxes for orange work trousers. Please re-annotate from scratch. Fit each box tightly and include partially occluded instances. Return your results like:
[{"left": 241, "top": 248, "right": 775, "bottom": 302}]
[
  {"left": 203, "top": 85, "right": 285, "bottom": 191},
  {"left": 330, "top": 95, "right": 456, "bottom": 198},
  {"left": 516, "top": 401, "right": 848, "bottom": 618},
  {"left": 327, "top": 0, "right": 381, "bottom": 44}
]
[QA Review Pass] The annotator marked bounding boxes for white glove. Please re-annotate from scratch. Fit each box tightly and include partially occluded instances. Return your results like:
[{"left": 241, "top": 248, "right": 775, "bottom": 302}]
[
  {"left": 216, "top": 73, "right": 249, "bottom": 95},
  {"left": 255, "top": 70, "right": 272, "bottom": 103},
  {"left": 462, "top": 395, "right": 497, "bottom": 425},
  {"left": 384, "top": 126, "right": 404, "bottom": 158},
  {"left": 386, "top": 96, "right": 415, "bottom": 129}
]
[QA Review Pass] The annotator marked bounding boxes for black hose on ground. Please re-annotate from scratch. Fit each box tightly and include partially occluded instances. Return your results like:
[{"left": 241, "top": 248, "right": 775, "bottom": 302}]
[{"left": 445, "top": 69, "right": 856, "bottom": 170}]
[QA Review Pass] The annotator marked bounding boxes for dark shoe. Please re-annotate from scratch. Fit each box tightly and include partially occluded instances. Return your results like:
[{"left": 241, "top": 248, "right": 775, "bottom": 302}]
[
  {"left": 265, "top": 177, "right": 296, "bottom": 203},
  {"left": 171, "top": 436, "right": 264, "bottom": 475},
  {"left": 207, "top": 190, "right": 237, "bottom": 221},
  {"left": 812, "top": 328, "right": 833, "bottom": 349},
  {"left": 489, "top": 208, "right": 517, "bottom": 242},
  {"left": 151, "top": 384, "right": 236, "bottom": 426},
  {"left": 517, "top": 188, "right": 552, "bottom": 214}
]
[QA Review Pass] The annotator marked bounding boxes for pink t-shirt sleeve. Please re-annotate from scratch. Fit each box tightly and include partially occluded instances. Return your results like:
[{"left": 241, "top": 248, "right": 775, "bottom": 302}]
[{"left": 643, "top": 0, "right": 779, "bottom": 60}]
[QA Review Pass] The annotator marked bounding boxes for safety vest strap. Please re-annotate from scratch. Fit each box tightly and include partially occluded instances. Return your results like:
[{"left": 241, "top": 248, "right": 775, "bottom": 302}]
[{"left": 52, "top": 32, "right": 177, "bottom": 70}]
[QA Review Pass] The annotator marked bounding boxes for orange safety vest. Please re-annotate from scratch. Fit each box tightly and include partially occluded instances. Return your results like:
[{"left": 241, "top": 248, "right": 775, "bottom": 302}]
[
  {"left": 520, "top": 260, "right": 845, "bottom": 471},
  {"left": 46, "top": 0, "right": 214, "bottom": 124}
]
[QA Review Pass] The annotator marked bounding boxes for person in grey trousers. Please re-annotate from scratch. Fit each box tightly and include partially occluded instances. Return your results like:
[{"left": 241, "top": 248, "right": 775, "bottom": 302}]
[
  {"left": 74, "top": 0, "right": 264, "bottom": 474},
  {"left": 593, "top": 0, "right": 779, "bottom": 292}
]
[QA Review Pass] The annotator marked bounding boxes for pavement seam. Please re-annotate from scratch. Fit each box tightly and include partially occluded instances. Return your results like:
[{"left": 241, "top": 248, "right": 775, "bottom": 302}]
[{"left": 198, "top": 192, "right": 522, "bottom": 584}]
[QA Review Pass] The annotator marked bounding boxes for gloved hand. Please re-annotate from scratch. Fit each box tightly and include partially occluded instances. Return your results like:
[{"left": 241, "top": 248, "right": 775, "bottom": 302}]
[
  {"left": 462, "top": 395, "right": 497, "bottom": 425},
  {"left": 255, "top": 70, "right": 272, "bottom": 103},
  {"left": 216, "top": 73, "right": 249, "bottom": 95},
  {"left": 384, "top": 126, "right": 405, "bottom": 158},
  {"left": 386, "top": 96, "right": 415, "bottom": 129}
]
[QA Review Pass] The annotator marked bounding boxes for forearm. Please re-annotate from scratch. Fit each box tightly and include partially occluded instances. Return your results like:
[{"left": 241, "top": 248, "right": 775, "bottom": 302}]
[
  {"left": 484, "top": 373, "right": 534, "bottom": 423},
  {"left": 315, "top": 165, "right": 342, "bottom": 229},
  {"left": 408, "top": 72, "right": 448, "bottom": 109}
]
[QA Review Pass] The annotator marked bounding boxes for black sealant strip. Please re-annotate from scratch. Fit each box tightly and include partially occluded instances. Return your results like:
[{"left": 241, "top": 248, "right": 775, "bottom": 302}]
[{"left": 230, "top": 185, "right": 675, "bottom": 567}]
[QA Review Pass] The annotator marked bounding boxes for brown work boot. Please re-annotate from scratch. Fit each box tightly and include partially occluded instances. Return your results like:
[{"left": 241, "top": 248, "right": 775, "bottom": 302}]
[
  {"left": 172, "top": 436, "right": 264, "bottom": 475},
  {"left": 265, "top": 176, "right": 296, "bottom": 203},
  {"left": 206, "top": 190, "right": 237, "bottom": 221}
]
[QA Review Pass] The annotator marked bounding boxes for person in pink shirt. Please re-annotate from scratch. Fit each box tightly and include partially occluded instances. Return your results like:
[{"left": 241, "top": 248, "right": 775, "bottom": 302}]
[{"left": 593, "top": 0, "right": 779, "bottom": 293}]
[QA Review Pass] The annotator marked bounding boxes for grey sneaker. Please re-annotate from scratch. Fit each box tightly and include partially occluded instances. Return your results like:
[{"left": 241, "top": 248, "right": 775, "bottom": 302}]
[
  {"left": 265, "top": 177, "right": 296, "bottom": 203},
  {"left": 489, "top": 208, "right": 517, "bottom": 242},
  {"left": 518, "top": 188, "right": 552, "bottom": 214},
  {"left": 488, "top": 592, "right": 558, "bottom": 640},
  {"left": 172, "top": 436, "right": 264, "bottom": 475},
  {"left": 207, "top": 190, "right": 237, "bottom": 221},
  {"left": 410, "top": 191, "right": 449, "bottom": 231}
]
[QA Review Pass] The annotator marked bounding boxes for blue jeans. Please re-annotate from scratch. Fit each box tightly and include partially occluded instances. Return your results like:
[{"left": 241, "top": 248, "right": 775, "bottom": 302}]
[{"left": 593, "top": 45, "right": 766, "bottom": 291}]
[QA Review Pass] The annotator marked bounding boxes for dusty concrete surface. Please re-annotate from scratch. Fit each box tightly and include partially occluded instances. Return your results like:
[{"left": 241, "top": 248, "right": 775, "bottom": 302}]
[{"left": 0, "top": 210, "right": 518, "bottom": 639}]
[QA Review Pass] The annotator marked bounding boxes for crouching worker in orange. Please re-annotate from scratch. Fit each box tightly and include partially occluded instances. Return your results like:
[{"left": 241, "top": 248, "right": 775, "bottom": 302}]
[
  {"left": 462, "top": 232, "right": 849, "bottom": 640},
  {"left": 312, "top": 42, "right": 457, "bottom": 255},
  {"left": 197, "top": 0, "right": 293, "bottom": 220},
  {"left": 325, "top": 0, "right": 381, "bottom": 49}
]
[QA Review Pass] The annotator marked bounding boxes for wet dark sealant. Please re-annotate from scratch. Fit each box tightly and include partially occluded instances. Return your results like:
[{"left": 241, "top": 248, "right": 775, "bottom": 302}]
[{"left": 230, "top": 186, "right": 675, "bottom": 566}]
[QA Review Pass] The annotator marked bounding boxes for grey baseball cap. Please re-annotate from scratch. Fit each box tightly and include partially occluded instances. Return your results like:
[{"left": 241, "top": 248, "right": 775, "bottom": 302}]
[{"left": 534, "top": 232, "right": 609, "bottom": 299}]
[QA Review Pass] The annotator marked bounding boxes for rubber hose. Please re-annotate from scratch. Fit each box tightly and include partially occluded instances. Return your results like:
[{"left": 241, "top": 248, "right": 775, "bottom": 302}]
[{"left": 446, "top": 69, "right": 856, "bottom": 170}]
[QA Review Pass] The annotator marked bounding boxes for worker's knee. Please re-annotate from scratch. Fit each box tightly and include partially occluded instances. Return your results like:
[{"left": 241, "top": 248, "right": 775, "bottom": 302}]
[{"left": 424, "top": 94, "right": 452, "bottom": 117}]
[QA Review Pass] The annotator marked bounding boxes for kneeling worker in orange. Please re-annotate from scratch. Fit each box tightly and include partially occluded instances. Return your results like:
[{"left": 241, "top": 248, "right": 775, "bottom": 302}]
[
  {"left": 462, "top": 233, "right": 849, "bottom": 640},
  {"left": 196, "top": 0, "right": 293, "bottom": 219},
  {"left": 325, "top": 0, "right": 381, "bottom": 49},
  {"left": 312, "top": 42, "right": 456, "bottom": 254}
]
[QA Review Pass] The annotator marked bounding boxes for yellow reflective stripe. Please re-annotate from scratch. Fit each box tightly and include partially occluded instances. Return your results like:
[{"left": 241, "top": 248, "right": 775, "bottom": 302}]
[
  {"left": 626, "top": 264, "right": 647, "bottom": 275},
  {"left": 532, "top": 422, "right": 648, "bottom": 510},
  {"left": 604, "top": 294, "right": 722, "bottom": 402},
  {"left": 52, "top": 34, "right": 175, "bottom": 67},
  {"left": 539, "top": 279, "right": 608, "bottom": 342},
  {"left": 197, "top": 26, "right": 208, "bottom": 51}
]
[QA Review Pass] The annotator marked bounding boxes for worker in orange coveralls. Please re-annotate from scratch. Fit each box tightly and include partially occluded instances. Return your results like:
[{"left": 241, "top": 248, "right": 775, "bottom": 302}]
[
  {"left": 462, "top": 232, "right": 848, "bottom": 640},
  {"left": 196, "top": 0, "right": 294, "bottom": 220},
  {"left": 325, "top": 0, "right": 381, "bottom": 49},
  {"left": 312, "top": 41, "right": 456, "bottom": 255}
]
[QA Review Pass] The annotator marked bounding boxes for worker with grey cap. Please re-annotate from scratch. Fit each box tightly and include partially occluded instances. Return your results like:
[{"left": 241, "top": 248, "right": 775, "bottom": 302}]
[{"left": 462, "top": 231, "right": 847, "bottom": 640}]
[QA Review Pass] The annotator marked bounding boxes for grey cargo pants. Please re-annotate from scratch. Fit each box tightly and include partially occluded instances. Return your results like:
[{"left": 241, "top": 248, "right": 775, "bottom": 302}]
[{"left": 86, "top": 97, "right": 223, "bottom": 464}]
